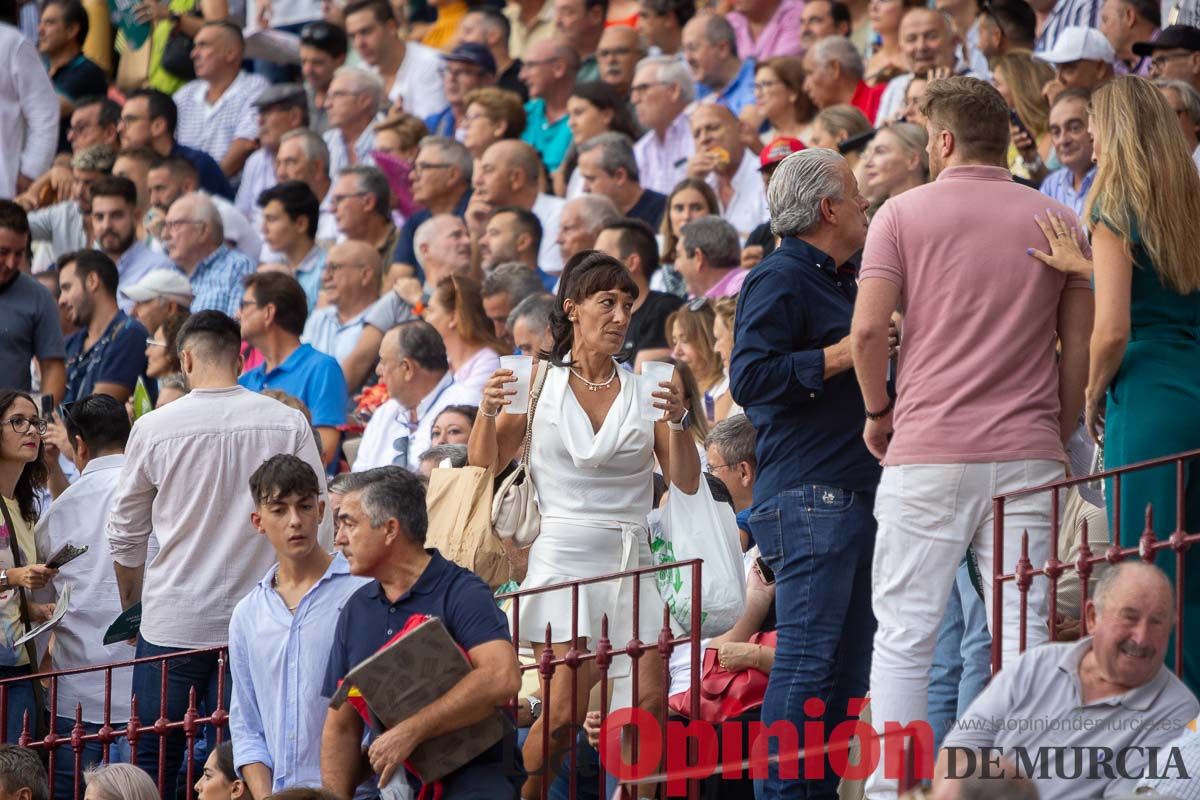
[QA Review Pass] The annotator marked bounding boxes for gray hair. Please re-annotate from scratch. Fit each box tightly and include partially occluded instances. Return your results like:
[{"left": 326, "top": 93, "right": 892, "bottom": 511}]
[
  {"left": 703, "top": 413, "right": 756, "bottom": 469},
  {"left": 507, "top": 292, "right": 556, "bottom": 336},
  {"left": 577, "top": 132, "right": 640, "bottom": 181},
  {"left": 333, "top": 65, "right": 385, "bottom": 111},
  {"left": 419, "top": 135, "right": 474, "bottom": 184},
  {"left": 340, "top": 165, "right": 392, "bottom": 219},
  {"left": 84, "top": 764, "right": 158, "bottom": 800},
  {"left": 413, "top": 214, "right": 461, "bottom": 269},
  {"left": 482, "top": 262, "right": 546, "bottom": 305},
  {"left": 1155, "top": 78, "right": 1200, "bottom": 126},
  {"left": 1092, "top": 561, "right": 1173, "bottom": 623},
  {"left": 566, "top": 194, "right": 621, "bottom": 234},
  {"left": 280, "top": 128, "right": 331, "bottom": 174},
  {"left": 0, "top": 746, "right": 47, "bottom": 800},
  {"left": 177, "top": 192, "right": 224, "bottom": 245},
  {"left": 419, "top": 443, "right": 469, "bottom": 468},
  {"left": 810, "top": 35, "right": 865, "bottom": 82},
  {"left": 336, "top": 466, "right": 428, "bottom": 543},
  {"left": 701, "top": 13, "right": 737, "bottom": 53},
  {"left": 768, "top": 148, "right": 847, "bottom": 238},
  {"left": 635, "top": 55, "right": 696, "bottom": 104},
  {"left": 680, "top": 215, "right": 740, "bottom": 269},
  {"left": 393, "top": 319, "right": 449, "bottom": 372},
  {"left": 329, "top": 472, "right": 356, "bottom": 495}
]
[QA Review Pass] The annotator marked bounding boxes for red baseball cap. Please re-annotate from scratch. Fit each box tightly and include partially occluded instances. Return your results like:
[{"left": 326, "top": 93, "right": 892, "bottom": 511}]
[{"left": 759, "top": 137, "right": 805, "bottom": 171}]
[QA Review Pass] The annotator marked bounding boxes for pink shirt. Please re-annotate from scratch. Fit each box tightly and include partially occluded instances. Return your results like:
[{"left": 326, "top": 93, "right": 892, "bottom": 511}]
[
  {"left": 728, "top": 0, "right": 805, "bottom": 60},
  {"left": 860, "top": 165, "right": 1092, "bottom": 466},
  {"left": 704, "top": 267, "right": 748, "bottom": 299}
]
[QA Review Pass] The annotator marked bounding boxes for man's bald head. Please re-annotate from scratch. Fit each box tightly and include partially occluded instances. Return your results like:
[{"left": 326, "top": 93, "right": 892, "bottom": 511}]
[
  {"left": 900, "top": 7, "right": 956, "bottom": 73},
  {"left": 1086, "top": 560, "right": 1175, "bottom": 692},
  {"left": 328, "top": 238, "right": 378, "bottom": 271}
]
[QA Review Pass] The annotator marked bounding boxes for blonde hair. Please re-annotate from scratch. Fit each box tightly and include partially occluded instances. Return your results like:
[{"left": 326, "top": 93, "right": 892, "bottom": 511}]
[
  {"left": 992, "top": 51, "right": 1054, "bottom": 139},
  {"left": 1085, "top": 76, "right": 1200, "bottom": 294},
  {"left": 83, "top": 764, "right": 159, "bottom": 800},
  {"left": 813, "top": 104, "right": 871, "bottom": 141},
  {"left": 665, "top": 303, "right": 723, "bottom": 390},
  {"left": 711, "top": 296, "right": 737, "bottom": 332}
]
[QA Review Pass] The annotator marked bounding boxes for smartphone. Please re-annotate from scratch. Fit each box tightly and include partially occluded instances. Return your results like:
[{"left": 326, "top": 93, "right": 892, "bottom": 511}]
[
  {"left": 754, "top": 556, "right": 776, "bottom": 586},
  {"left": 40, "top": 394, "right": 54, "bottom": 419},
  {"left": 1009, "top": 109, "right": 1033, "bottom": 141},
  {"left": 46, "top": 543, "right": 88, "bottom": 570}
]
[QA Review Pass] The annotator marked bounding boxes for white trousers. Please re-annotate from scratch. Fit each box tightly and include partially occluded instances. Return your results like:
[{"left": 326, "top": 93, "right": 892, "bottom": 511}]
[{"left": 864, "top": 459, "right": 1062, "bottom": 799}]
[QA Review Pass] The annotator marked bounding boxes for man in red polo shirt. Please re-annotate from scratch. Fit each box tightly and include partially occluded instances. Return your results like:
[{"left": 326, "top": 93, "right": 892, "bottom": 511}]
[{"left": 803, "top": 35, "right": 887, "bottom": 121}]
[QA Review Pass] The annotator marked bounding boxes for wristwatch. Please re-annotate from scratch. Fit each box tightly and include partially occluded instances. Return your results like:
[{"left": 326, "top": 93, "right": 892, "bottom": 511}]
[
  {"left": 527, "top": 695, "right": 542, "bottom": 722},
  {"left": 667, "top": 408, "right": 691, "bottom": 432},
  {"left": 1, "top": 570, "right": 9, "bottom": 589}
]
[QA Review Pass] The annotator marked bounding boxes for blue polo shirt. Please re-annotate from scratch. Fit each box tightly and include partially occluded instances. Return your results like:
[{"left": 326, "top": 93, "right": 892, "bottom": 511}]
[
  {"left": 695, "top": 58, "right": 758, "bottom": 117},
  {"left": 729, "top": 236, "right": 881, "bottom": 501},
  {"left": 237, "top": 343, "right": 348, "bottom": 428},
  {"left": 521, "top": 98, "right": 572, "bottom": 172},
  {"left": 321, "top": 550, "right": 520, "bottom": 794}
]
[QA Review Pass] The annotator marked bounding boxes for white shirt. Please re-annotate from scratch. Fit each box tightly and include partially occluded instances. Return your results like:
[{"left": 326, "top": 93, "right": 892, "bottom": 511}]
[
  {"left": 353, "top": 374, "right": 479, "bottom": 472},
  {"left": 234, "top": 147, "right": 278, "bottom": 221},
  {"left": 106, "top": 386, "right": 328, "bottom": 649},
  {"left": 385, "top": 41, "right": 447, "bottom": 119},
  {"left": 707, "top": 149, "right": 768, "bottom": 239},
  {"left": 0, "top": 23, "right": 57, "bottom": 200},
  {"left": 28, "top": 201, "right": 88, "bottom": 260},
  {"left": 532, "top": 192, "right": 566, "bottom": 275},
  {"left": 323, "top": 125, "right": 377, "bottom": 177},
  {"left": 454, "top": 347, "right": 500, "bottom": 395},
  {"left": 175, "top": 72, "right": 271, "bottom": 165},
  {"left": 38, "top": 454, "right": 149, "bottom": 723}
]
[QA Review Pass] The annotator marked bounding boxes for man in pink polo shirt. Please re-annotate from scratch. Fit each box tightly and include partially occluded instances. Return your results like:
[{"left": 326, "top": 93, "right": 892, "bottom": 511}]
[
  {"left": 674, "top": 214, "right": 747, "bottom": 299},
  {"left": 850, "top": 76, "right": 1094, "bottom": 799}
]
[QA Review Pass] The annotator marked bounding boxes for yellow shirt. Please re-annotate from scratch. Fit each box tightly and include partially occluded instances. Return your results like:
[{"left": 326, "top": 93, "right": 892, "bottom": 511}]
[
  {"left": 422, "top": 1, "right": 468, "bottom": 51},
  {"left": 0, "top": 497, "right": 39, "bottom": 667}
]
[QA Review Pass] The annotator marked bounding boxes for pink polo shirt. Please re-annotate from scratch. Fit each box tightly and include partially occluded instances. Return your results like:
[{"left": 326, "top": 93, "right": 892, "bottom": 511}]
[
  {"left": 704, "top": 267, "right": 748, "bottom": 299},
  {"left": 728, "top": 0, "right": 805, "bottom": 60},
  {"left": 860, "top": 165, "right": 1092, "bottom": 466}
]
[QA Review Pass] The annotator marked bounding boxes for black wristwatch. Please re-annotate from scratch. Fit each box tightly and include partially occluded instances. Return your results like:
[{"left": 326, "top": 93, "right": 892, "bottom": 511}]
[{"left": 865, "top": 398, "right": 894, "bottom": 420}]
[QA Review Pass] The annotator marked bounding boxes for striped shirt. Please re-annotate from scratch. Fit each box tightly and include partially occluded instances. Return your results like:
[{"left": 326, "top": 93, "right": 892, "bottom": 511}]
[
  {"left": 1035, "top": 0, "right": 1102, "bottom": 53},
  {"left": 186, "top": 244, "right": 256, "bottom": 318},
  {"left": 1038, "top": 165, "right": 1096, "bottom": 216},
  {"left": 175, "top": 72, "right": 271, "bottom": 165}
]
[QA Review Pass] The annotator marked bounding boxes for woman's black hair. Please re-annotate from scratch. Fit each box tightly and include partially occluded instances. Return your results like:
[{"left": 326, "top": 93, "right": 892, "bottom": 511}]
[
  {"left": 434, "top": 404, "right": 478, "bottom": 425},
  {"left": 0, "top": 391, "right": 48, "bottom": 525},
  {"left": 212, "top": 741, "right": 238, "bottom": 783},
  {"left": 543, "top": 251, "right": 639, "bottom": 365}
]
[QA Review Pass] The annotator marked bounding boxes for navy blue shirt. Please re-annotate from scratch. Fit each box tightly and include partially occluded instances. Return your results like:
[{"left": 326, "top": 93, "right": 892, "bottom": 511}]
[
  {"left": 64, "top": 311, "right": 151, "bottom": 404},
  {"left": 322, "top": 550, "right": 520, "bottom": 794},
  {"left": 626, "top": 189, "right": 667, "bottom": 230},
  {"left": 730, "top": 237, "right": 881, "bottom": 502},
  {"left": 171, "top": 142, "right": 235, "bottom": 200},
  {"left": 392, "top": 189, "right": 472, "bottom": 279}
]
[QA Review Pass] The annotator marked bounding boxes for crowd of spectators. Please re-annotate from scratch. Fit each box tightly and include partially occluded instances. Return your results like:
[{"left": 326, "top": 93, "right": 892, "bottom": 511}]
[{"left": 2, "top": 0, "right": 1200, "bottom": 797}]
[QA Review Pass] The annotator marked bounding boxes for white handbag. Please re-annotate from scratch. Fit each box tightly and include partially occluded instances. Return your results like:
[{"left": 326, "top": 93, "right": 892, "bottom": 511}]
[{"left": 491, "top": 360, "right": 550, "bottom": 547}]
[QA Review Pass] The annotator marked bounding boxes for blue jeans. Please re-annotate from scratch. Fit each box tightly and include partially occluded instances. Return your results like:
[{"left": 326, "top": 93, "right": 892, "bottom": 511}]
[
  {"left": 749, "top": 485, "right": 877, "bottom": 800},
  {"left": 0, "top": 664, "right": 37, "bottom": 745},
  {"left": 928, "top": 558, "right": 992, "bottom": 752},
  {"left": 53, "top": 716, "right": 132, "bottom": 800},
  {"left": 131, "top": 637, "right": 229, "bottom": 799}
]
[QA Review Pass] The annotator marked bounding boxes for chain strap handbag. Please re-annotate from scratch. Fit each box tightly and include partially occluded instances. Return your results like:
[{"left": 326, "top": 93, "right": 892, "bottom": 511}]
[{"left": 491, "top": 360, "right": 550, "bottom": 548}]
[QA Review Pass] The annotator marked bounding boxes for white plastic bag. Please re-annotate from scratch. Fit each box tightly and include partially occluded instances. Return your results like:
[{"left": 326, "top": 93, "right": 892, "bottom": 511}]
[{"left": 649, "top": 479, "right": 746, "bottom": 637}]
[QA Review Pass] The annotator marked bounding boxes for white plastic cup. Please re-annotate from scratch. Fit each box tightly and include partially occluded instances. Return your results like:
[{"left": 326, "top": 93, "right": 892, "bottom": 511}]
[
  {"left": 500, "top": 355, "right": 534, "bottom": 414},
  {"left": 639, "top": 362, "right": 675, "bottom": 421}
]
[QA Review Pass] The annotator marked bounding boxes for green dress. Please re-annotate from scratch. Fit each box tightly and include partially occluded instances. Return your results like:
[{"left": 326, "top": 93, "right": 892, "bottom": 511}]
[{"left": 1100, "top": 217, "right": 1200, "bottom": 695}]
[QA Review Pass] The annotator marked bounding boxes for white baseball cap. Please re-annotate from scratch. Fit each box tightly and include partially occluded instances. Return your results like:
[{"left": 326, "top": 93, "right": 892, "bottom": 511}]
[
  {"left": 121, "top": 269, "right": 195, "bottom": 305},
  {"left": 1036, "top": 26, "right": 1117, "bottom": 64}
]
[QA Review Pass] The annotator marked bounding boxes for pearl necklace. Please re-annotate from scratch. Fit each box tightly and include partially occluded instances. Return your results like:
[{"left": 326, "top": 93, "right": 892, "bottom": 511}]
[{"left": 569, "top": 360, "right": 618, "bottom": 392}]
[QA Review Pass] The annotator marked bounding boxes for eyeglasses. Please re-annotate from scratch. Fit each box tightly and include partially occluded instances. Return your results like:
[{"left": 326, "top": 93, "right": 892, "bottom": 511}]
[
  {"left": 444, "top": 65, "right": 483, "bottom": 79},
  {"left": 146, "top": 337, "right": 168, "bottom": 347},
  {"left": 162, "top": 219, "right": 203, "bottom": 232},
  {"left": 411, "top": 162, "right": 454, "bottom": 175},
  {"left": 2, "top": 416, "right": 48, "bottom": 436},
  {"left": 68, "top": 120, "right": 98, "bottom": 137},
  {"left": 753, "top": 79, "right": 782, "bottom": 92},
  {"left": 1151, "top": 51, "right": 1193, "bottom": 70},
  {"left": 630, "top": 81, "right": 667, "bottom": 97},
  {"left": 332, "top": 191, "right": 369, "bottom": 205},
  {"left": 522, "top": 57, "right": 563, "bottom": 68},
  {"left": 687, "top": 296, "right": 711, "bottom": 312},
  {"left": 598, "top": 47, "right": 635, "bottom": 59},
  {"left": 240, "top": 298, "right": 259, "bottom": 310},
  {"left": 118, "top": 114, "right": 147, "bottom": 126},
  {"left": 300, "top": 21, "right": 343, "bottom": 48}
]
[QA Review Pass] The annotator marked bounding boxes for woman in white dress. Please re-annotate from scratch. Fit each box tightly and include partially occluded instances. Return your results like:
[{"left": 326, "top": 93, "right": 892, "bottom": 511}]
[{"left": 468, "top": 252, "right": 701, "bottom": 798}]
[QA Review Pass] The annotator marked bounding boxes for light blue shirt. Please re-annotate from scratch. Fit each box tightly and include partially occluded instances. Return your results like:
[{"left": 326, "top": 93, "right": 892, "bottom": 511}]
[
  {"left": 1039, "top": 165, "right": 1096, "bottom": 217},
  {"left": 301, "top": 304, "right": 369, "bottom": 363},
  {"left": 696, "top": 58, "right": 758, "bottom": 117},
  {"left": 116, "top": 241, "right": 179, "bottom": 314},
  {"left": 294, "top": 245, "right": 326, "bottom": 313},
  {"left": 228, "top": 554, "right": 368, "bottom": 792}
]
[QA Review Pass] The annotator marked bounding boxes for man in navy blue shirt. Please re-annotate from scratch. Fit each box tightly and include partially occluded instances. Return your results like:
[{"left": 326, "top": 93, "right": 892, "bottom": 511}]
[
  {"left": 729, "top": 148, "right": 882, "bottom": 800},
  {"left": 118, "top": 89, "right": 235, "bottom": 200},
  {"left": 320, "top": 467, "right": 522, "bottom": 798},
  {"left": 58, "top": 250, "right": 151, "bottom": 405}
]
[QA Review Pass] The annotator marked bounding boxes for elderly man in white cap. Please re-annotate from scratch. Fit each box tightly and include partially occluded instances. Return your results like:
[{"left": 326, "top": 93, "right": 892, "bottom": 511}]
[
  {"left": 123, "top": 268, "right": 195, "bottom": 336},
  {"left": 1038, "top": 25, "right": 1117, "bottom": 99}
]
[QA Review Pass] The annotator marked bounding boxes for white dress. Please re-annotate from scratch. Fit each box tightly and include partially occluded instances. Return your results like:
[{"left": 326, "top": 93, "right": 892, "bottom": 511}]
[{"left": 516, "top": 362, "right": 665, "bottom": 677}]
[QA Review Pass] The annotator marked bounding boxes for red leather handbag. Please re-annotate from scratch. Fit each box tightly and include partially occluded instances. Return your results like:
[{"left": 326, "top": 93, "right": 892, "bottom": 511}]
[{"left": 668, "top": 631, "right": 778, "bottom": 723}]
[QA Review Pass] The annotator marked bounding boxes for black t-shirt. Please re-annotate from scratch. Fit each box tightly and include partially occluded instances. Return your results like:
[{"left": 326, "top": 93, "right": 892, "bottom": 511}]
[
  {"left": 52, "top": 54, "right": 109, "bottom": 153},
  {"left": 623, "top": 290, "right": 683, "bottom": 358},
  {"left": 627, "top": 189, "right": 667, "bottom": 230},
  {"left": 498, "top": 60, "right": 529, "bottom": 102}
]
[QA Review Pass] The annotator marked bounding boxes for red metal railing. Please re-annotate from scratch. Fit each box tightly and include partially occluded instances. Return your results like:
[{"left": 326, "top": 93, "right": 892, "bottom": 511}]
[
  {"left": 0, "top": 647, "right": 228, "bottom": 800},
  {"left": 991, "top": 447, "right": 1200, "bottom": 672}
]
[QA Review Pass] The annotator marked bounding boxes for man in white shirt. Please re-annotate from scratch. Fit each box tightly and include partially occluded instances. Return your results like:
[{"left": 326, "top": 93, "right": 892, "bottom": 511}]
[
  {"left": 0, "top": 17, "right": 58, "bottom": 199},
  {"left": 876, "top": 8, "right": 972, "bottom": 124},
  {"left": 342, "top": 0, "right": 446, "bottom": 117},
  {"left": 321, "top": 67, "right": 384, "bottom": 175},
  {"left": 39, "top": 395, "right": 138, "bottom": 799},
  {"left": 632, "top": 56, "right": 697, "bottom": 195},
  {"left": 469, "top": 139, "right": 565, "bottom": 275},
  {"left": 302, "top": 239, "right": 380, "bottom": 362},
  {"left": 107, "top": 310, "right": 327, "bottom": 799},
  {"left": 173, "top": 22, "right": 270, "bottom": 178},
  {"left": 353, "top": 320, "right": 479, "bottom": 472},
  {"left": 276, "top": 128, "right": 337, "bottom": 242},
  {"left": 686, "top": 104, "right": 768, "bottom": 238}
]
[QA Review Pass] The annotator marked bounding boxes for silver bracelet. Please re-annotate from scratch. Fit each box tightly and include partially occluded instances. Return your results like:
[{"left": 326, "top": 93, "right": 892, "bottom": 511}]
[{"left": 480, "top": 406, "right": 500, "bottom": 418}]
